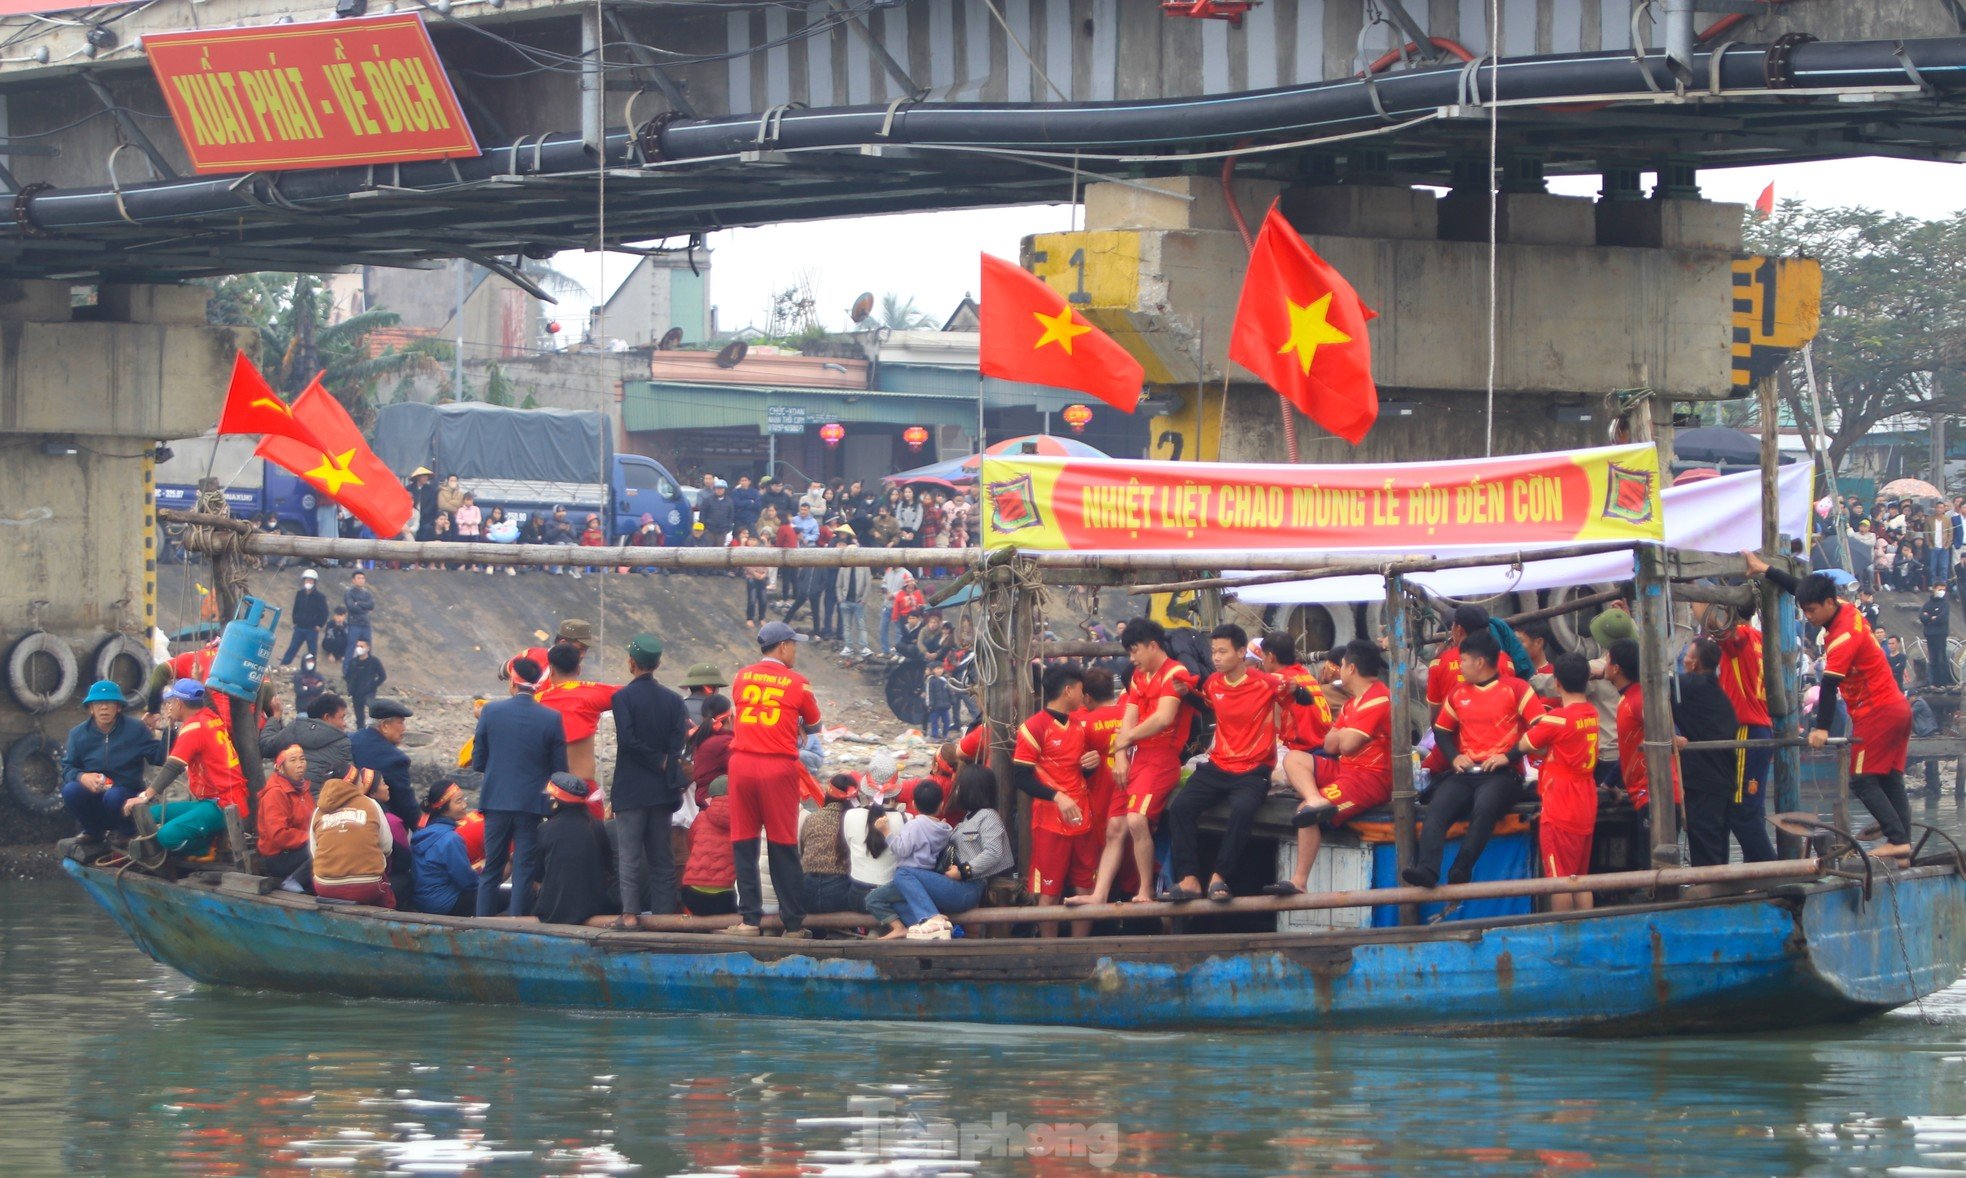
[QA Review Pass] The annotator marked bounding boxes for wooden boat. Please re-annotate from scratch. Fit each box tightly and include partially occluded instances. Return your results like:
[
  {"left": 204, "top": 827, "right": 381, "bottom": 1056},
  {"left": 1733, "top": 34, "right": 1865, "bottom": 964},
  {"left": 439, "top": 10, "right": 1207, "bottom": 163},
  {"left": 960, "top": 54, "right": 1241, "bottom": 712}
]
[{"left": 64, "top": 857, "right": 1966, "bottom": 1034}]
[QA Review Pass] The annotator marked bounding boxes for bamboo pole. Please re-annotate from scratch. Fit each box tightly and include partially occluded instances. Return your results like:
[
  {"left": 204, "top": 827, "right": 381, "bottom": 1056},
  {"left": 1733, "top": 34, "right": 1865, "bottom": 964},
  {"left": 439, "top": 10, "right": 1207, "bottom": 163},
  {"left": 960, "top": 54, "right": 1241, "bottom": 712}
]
[
  {"left": 1634, "top": 545, "right": 1682, "bottom": 866},
  {"left": 565, "top": 857, "right": 1826, "bottom": 933},
  {"left": 1385, "top": 573, "right": 1420, "bottom": 926}
]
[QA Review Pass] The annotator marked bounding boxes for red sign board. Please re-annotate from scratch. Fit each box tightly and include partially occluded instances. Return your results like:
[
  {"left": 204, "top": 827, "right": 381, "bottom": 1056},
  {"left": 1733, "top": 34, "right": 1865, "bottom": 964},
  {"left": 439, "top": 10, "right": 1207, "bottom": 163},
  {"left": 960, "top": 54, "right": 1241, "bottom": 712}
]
[{"left": 144, "top": 13, "right": 478, "bottom": 174}]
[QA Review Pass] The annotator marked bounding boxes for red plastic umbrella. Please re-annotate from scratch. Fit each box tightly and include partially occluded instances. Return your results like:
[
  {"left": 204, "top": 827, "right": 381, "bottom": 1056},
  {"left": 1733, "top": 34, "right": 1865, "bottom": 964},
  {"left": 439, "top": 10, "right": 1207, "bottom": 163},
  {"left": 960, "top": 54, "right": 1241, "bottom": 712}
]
[{"left": 962, "top": 435, "right": 1109, "bottom": 471}]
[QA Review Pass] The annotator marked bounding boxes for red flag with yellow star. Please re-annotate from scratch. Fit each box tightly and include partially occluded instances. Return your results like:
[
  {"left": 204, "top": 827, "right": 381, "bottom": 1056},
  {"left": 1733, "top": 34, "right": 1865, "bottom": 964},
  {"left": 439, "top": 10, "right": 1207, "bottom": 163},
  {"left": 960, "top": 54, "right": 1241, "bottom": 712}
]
[
  {"left": 1228, "top": 206, "right": 1380, "bottom": 445},
  {"left": 978, "top": 254, "right": 1143, "bottom": 412},
  {"left": 216, "top": 350, "right": 327, "bottom": 449},
  {"left": 254, "top": 380, "right": 414, "bottom": 539}
]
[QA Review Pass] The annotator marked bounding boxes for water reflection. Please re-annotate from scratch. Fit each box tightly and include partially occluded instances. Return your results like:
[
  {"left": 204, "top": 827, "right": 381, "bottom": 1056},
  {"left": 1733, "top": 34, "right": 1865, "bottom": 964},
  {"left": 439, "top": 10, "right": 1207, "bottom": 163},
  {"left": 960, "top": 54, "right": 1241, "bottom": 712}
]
[{"left": 7, "top": 877, "right": 1966, "bottom": 1177}]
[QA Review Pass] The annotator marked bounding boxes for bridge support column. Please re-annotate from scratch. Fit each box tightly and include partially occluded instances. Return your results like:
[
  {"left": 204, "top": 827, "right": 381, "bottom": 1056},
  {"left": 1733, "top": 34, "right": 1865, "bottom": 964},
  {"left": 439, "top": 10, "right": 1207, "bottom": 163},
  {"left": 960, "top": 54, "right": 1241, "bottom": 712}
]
[
  {"left": 1033, "top": 173, "right": 1746, "bottom": 465},
  {"left": 0, "top": 281, "right": 242, "bottom": 831}
]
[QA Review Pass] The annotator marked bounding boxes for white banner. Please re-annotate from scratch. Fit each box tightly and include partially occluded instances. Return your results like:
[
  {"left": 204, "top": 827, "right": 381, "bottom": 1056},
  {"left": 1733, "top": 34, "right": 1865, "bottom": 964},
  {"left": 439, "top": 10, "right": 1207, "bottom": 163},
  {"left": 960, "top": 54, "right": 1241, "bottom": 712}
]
[{"left": 1232, "top": 463, "right": 1814, "bottom": 605}]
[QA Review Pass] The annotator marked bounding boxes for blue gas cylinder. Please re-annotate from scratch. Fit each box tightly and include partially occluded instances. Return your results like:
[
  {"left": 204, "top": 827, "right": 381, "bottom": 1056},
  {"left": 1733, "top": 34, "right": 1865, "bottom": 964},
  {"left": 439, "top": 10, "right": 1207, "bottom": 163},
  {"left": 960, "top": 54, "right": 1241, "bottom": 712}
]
[{"left": 207, "top": 596, "right": 282, "bottom": 700}]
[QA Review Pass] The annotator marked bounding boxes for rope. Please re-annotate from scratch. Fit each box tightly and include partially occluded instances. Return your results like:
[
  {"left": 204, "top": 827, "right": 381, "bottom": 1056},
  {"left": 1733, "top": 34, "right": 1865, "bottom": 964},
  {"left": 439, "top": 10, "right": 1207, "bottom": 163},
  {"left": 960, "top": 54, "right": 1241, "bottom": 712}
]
[
  {"left": 593, "top": 0, "right": 610, "bottom": 654},
  {"left": 981, "top": 0, "right": 1068, "bottom": 102},
  {"left": 1484, "top": 7, "right": 1500, "bottom": 457}
]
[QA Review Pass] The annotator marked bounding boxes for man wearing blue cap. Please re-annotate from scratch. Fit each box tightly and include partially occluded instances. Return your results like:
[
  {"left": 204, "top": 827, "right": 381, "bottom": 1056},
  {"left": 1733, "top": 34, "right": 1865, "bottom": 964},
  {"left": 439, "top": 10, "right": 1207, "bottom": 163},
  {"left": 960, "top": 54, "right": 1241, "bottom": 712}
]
[
  {"left": 121, "top": 678, "right": 251, "bottom": 869},
  {"left": 60, "top": 679, "right": 164, "bottom": 855}
]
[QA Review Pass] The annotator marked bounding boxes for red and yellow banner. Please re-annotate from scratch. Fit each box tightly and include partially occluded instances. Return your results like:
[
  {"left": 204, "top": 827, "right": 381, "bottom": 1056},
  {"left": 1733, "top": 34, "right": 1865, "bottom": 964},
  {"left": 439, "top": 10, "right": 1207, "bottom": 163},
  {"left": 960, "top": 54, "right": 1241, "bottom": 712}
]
[
  {"left": 979, "top": 444, "right": 1664, "bottom": 553},
  {"left": 145, "top": 14, "right": 478, "bottom": 174}
]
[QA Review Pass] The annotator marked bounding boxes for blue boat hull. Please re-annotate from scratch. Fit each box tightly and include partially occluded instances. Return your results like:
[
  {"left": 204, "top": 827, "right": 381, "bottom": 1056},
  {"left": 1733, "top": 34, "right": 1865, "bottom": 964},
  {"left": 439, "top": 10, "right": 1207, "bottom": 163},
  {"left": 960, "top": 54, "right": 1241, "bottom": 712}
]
[{"left": 64, "top": 861, "right": 1966, "bottom": 1034}]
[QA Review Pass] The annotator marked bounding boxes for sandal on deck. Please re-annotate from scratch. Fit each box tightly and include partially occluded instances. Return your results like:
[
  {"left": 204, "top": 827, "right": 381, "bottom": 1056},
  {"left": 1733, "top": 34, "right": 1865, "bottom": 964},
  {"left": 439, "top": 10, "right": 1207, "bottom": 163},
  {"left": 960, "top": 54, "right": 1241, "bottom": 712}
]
[
  {"left": 1156, "top": 886, "right": 1204, "bottom": 903},
  {"left": 1207, "top": 881, "right": 1235, "bottom": 903},
  {"left": 1261, "top": 881, "right": 1304, "bottom": 897},
  {"left": 1290, "top": 804, "right": 1324, "bottom": 829}
]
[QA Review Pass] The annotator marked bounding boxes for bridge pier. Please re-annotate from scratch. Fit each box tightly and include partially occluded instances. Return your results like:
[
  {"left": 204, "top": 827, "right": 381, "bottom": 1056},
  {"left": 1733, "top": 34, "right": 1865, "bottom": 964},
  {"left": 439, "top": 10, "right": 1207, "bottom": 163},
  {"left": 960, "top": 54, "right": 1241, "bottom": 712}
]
[
  {"left": 0, "top": 281, "right": 239, "bottom": 825},
  {"left": 1030, "top": 169, "right": 1742, "bottom": 465}
]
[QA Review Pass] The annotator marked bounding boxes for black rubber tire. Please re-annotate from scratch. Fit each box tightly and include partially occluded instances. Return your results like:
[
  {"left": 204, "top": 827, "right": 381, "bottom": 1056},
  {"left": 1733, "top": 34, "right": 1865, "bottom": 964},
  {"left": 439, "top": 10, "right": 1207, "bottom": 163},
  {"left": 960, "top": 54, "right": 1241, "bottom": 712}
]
[
  {"left": 885, "top": 662, "right": 927, "bottom": 726},
  {"left": 7, "top": 631, "right": 78, "bottom": 714},
  {"left": 4, "top": 731, "right": 65, "bottom": 816},
  {"left": 92, "top": 633, "right": 150, "bottom": 707}
]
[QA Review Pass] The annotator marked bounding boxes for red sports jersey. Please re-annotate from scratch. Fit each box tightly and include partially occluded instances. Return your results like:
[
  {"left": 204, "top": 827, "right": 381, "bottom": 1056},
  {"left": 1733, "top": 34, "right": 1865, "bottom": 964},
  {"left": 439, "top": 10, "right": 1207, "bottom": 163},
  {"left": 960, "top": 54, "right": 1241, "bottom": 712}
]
[
  {"left": 957, "top": 723, "right": 988, "bottom": 764},
  {"left": 729, "top": 658, "right": 822, "bottom": 756},
  {"left": 1822, "top": 604, "right": 1907, "bottom": 720},
  {"left": 1616, "top": 681, "right": 1681, "bottom": 809},
  {"left": 1273, "top": 663, "right": 1333, "bottom": 752},
  {"left": 1716, "top": 625, "right": 1774, "bottom": 728},
  {"left": 1436, "top": 676, "right": 1543, "bottom": 763},
  {"left": 1525, "top": 700, "right": 1599, "bottom": 833},
  {"left": 1014, "top": 709, "right": 1091, "bottom": 836},
  {"left": 534, "top": 679, "right": 619, "bottom": 743},
  {"left": 1201, "top": 670, "right": 1281, "bottom": 775},
  {"left": 168, "top": 648, "right": 216, "bottom": 683},
  {"left": 1334, "top": 680, "right": 1394, "bottom": 778},
  {"left": 1426, "top": 644, "right": 1517, "bottom": 707},
  {"left": 170, "top": 709, "right": 248, "bottom": 813},
  {"left": 1076, "top": 702, "right": 1125, "bottom": 819},
  {"left": 1124, "top": 660, "right": 1196, "bottom": 756}
]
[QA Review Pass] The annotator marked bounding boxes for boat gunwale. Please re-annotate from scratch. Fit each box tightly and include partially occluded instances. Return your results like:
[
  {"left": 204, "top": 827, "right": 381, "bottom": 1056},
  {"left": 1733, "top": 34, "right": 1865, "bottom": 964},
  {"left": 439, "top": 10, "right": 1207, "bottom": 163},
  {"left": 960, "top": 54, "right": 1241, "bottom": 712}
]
[{"left": 70, "top": 858, "right": 1960, "bottom": 963}]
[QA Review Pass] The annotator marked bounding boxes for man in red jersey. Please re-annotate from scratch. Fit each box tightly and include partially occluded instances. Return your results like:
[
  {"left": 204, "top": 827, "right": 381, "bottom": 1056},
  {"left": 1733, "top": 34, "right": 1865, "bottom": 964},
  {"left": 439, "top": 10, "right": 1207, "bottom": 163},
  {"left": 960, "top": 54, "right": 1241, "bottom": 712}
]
[
  {"left": 122, "top": 678, "right": 249, "bottom": 868},
  {"left": 1069, "top": 667, "right": 1128, "bottom": 928},
  {"left": 1013, "top": 665, "right": 1099, "bottom": 935},
  {"left": 1426, "top": 605, "right": 1518, "bottom": 711},
  {"left": 1266, "top": 639, "right": 1394, "bottom": 896},
  {"left": 1701, "top": 600, "right": 1778, "bottom": 863},
  {"left": 1405, "top": 630, "right": 1544, "bottom": 889},
  {"left": 534, "top": 642, "right": 619, "bottom": 820},
  {"left": 724, "top": 620, "right": 823, "bottom": 936},
  {"left": 1164, "top": 624, "right": 1281, "bottom": 902},
  {"left": 1520, "top": 652, "right": 1599, "bottom": 910},
  {"left": 1604, "top": 637, "right": 1680, "bottom": 869},
  {"left": 1749, "top": 552, "right": 1914, "bottom": 860},
  {"left": 1082, "top": 618, "right": 1195, "bottom": 906},
  {"left": 1259, "top": 631, "right": 1336, "bottom": 820}
]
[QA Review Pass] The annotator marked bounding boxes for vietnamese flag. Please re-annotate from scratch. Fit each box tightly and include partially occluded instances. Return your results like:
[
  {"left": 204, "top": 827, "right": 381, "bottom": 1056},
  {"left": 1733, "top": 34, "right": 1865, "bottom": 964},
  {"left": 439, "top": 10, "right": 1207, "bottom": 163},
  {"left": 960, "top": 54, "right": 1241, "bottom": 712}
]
[
  {"left": 978, "top": 254, "right": 1143, "bottom": 412},
  {"left": 216, "top": 350, "right": 326, "bottom": 450},
  {"left": 1228, "top": 205, "right": 1380, "bottom": 445},
  {"left": 1753, "top": 182, "right": 1776, "bottom": 220},
  {"left": 255, "top": 380, "right": 414, "bottom": 539}
]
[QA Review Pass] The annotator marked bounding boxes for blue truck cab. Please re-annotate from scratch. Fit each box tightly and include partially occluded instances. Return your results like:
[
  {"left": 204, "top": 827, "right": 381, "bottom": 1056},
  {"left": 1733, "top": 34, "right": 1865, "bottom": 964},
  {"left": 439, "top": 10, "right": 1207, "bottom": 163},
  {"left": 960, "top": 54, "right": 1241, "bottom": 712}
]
[
  {"left": 457, "top": 454, "right": 693, "bottom": 546},
  {"left": 154, "top": 433, "right": 323, "bottom": 534}
]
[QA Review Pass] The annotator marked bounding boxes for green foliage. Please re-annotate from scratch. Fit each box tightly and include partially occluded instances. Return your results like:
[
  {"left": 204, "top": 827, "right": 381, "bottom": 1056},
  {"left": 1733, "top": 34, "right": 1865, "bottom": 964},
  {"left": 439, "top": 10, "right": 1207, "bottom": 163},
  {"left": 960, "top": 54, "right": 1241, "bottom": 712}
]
[
  {"left": 1744, "top": 202, "right": 1966, "bottom": 467},
  {"left": 203, "top": 273, "right": 452, "bottom": 429},
  {"left": 873, "top": 292, "right": 934, "bottom": 331}
]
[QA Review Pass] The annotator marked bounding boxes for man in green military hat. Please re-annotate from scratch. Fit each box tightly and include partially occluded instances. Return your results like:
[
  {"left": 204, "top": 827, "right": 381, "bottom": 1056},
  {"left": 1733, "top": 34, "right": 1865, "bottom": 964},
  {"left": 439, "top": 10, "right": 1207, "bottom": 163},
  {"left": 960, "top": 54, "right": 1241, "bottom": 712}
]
[{"left": 680, "top": 662, "right": 727, "bottom": 727}]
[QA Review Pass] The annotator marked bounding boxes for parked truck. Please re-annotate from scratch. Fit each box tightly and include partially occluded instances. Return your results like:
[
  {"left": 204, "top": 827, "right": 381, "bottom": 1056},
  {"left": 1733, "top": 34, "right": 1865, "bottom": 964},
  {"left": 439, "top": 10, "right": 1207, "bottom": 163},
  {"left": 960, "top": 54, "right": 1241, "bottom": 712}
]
[{"left": 374, "top": 402, "right": 694, "bottom": 545}]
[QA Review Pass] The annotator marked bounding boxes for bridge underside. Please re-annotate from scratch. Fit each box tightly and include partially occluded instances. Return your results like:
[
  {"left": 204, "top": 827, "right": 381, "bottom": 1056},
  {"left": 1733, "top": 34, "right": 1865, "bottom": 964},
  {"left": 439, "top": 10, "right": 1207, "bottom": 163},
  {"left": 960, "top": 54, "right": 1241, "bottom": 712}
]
[{"left": 5, "top": 32, "right": 1966, "bottom": 283}]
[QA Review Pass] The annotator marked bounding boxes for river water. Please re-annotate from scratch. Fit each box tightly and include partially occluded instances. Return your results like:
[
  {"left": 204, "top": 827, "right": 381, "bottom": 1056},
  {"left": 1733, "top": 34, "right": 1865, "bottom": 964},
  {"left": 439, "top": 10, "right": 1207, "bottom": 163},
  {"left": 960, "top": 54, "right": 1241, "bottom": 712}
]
[{"left": 4, "top": 871, "right": 1966, "bottom": 1178}]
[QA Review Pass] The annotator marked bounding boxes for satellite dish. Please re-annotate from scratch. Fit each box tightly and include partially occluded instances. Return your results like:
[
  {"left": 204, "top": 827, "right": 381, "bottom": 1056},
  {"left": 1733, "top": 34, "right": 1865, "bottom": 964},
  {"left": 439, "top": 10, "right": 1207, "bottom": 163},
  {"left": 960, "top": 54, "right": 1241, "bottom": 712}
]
[
  {"left": 849, "top": 292, "right": 875, "bottom": 324},
  {"left": 715, "top": 340, "right": 749, "bottom": 368},
  {"left": 658, "top": 326, "right": 684, "bottom": 350}
]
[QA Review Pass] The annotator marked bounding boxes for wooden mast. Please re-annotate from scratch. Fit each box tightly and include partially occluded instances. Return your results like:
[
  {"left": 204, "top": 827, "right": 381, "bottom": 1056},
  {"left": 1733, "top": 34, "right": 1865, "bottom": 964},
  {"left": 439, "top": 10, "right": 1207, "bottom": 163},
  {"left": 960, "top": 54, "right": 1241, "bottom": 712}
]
[
  {"left": 1634, "top": 544, "right": 1681, "bottom": 866},
  {"left": 1384, "top": 573, "right": 1420, "bottom": 926}
]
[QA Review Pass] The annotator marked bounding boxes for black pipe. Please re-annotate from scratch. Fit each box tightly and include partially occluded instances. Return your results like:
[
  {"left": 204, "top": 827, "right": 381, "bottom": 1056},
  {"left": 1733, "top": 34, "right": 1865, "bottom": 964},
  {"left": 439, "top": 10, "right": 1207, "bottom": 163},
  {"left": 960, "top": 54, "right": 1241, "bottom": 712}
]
[{"left": 18, "top": 36, "right": 1966, "bottom": 233}]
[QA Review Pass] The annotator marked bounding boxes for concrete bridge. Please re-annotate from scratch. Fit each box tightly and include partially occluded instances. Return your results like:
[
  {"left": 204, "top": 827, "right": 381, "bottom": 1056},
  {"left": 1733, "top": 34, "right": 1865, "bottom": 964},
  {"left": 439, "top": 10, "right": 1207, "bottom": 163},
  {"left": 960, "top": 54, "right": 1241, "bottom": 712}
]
[{"left": 1, "top": 0, "right": 1965, "bottom": 833}]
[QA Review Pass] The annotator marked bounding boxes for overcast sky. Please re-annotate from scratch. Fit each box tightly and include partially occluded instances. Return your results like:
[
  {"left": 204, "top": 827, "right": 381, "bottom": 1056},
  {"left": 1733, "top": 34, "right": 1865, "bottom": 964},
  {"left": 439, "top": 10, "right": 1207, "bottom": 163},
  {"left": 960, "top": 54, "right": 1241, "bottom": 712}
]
[{"left": 552, "top": 156, "right": 1964, "bottom": 341}]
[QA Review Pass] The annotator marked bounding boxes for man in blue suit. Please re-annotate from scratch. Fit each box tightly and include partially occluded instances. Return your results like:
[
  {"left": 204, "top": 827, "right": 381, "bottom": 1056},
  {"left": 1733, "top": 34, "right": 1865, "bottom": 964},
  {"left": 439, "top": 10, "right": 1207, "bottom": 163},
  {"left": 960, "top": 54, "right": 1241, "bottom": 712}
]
[{"left": 472, "top": 655, "right": 569, "bottom": 917}]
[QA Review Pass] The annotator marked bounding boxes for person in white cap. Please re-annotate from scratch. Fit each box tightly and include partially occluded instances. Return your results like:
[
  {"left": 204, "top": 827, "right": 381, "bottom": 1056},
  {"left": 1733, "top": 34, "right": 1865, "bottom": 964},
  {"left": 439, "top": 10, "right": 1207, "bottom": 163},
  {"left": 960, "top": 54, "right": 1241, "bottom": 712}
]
[{"left": 281, "top": 568, "right": 330, "bottom": 667}]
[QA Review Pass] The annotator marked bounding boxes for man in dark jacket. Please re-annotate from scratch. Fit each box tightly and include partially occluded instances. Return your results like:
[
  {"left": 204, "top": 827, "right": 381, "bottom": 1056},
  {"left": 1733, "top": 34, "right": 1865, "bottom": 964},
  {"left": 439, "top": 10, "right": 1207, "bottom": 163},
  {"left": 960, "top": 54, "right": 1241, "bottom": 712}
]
[
  {"left": 730, "top": 475, "right": 763, "bottom": 534},
  {"left": 259, "top": 692, "right": 353, "bottom": 794},
  {"left": 472, "top": 657, "right": 569, "bottom": 916},
  {"left": 411, "top": 468, "right": 439, "bottom": 541},
  {"left": 343, "top": 640, "right": 386, "bottom": 728},
  {"left": 697, "top": 481, "right": 736, "bottom": 545},
  {"left": 60, "top": 679, "right": 164, "bottom": 849},
  {"left": 352, "top": 699, "right": 418, "bottom": 833},
  {"left": 1675, "top": 638, "right": 1742, "bottom": 867},
  {"left": 608, "top": 633, "right": 689, "bottom": 926},
  {"left": 1921, "top": 585, "right": 1953, "bottom": 687},
  {"left": 534, "top": 773, "right": 615, "bottom": 925},
  {"left": 281, "top": 569, "right": 330, "bottom": 666},
  {"left": 761, "top": 477, "right": 795, "bottom": 521},
  {"left": 342, "top": 572, "right": 376, "bottom": 650}
]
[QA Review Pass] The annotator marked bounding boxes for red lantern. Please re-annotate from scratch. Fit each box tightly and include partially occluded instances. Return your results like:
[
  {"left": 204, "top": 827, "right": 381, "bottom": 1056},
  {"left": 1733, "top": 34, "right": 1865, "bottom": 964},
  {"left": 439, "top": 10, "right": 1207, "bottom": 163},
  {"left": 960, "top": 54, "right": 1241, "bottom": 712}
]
[
  {"left": 819, "top": 422, "right": 846, "bottom": 448},
  {"left": 545, "top": 321, "right": 562, "bottom": 334},
  {"left": 1062, "top": 403, "right": 1094, "bottom": 434},
  {"left": 902, "top": 425, "right": 929, "bottom": 452}
]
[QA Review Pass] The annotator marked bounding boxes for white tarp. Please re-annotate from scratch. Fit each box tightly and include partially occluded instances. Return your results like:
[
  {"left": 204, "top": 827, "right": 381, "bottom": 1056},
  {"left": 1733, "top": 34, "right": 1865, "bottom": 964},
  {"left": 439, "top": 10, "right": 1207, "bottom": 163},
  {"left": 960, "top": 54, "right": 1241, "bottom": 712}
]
[{"left": 1232, "top": 463, "right": 1814, "bottom": 606}]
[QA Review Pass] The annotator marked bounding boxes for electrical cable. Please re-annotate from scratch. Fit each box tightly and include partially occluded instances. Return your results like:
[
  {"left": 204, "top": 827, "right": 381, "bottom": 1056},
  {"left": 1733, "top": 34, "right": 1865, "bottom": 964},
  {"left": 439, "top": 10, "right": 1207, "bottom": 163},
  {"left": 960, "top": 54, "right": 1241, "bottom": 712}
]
[{"left": 1485, "top": 0, "right": 1500, "bottom": 457}]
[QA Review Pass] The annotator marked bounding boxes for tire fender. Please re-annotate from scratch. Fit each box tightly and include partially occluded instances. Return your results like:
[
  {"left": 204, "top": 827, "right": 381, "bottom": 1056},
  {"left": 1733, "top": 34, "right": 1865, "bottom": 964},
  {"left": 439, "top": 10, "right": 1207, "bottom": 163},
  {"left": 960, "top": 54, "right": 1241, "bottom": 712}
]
[
  {"left": 7, "top": 631, "right": 78, "bottom": 714},
  {"left": 92, "top": 633, "right": 151, "bottom": 708},
  {"left": 4, "top": 731, "right": 64, "bottom": 815}
]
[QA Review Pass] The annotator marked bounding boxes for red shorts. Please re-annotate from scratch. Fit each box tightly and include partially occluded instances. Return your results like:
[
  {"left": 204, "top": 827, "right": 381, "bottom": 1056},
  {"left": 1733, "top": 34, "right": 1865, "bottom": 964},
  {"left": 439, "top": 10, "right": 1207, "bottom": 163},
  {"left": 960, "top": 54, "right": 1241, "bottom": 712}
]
[
  {"left": 1122, "top": 747, "right": 1182, "bottom": 823},
  {"left": 1028, "top": 825, "right": 1101, "bottom": 896},
  {"left": 1851, "top": 697, "right": 1913, "bottom": 776},
  {"left": 1310, "top": 757, "right": 1392, "bottom": 824},
  {"left": 1539, "top": 823, "right": 1594, "bottom": 879},
  {"left": 726, "top": 750, "right": 803, "bottom": 843}
]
